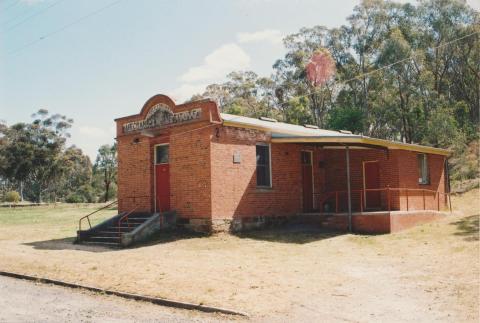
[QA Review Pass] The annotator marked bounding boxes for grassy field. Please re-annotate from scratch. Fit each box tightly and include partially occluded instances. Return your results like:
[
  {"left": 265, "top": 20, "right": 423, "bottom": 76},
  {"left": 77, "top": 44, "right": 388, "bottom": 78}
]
[
  {"left": 0, "top": 204, "right": 117, "bottom": 239},
  {"left": 0, "top": 191, "right": 478, "bottom": 322}
]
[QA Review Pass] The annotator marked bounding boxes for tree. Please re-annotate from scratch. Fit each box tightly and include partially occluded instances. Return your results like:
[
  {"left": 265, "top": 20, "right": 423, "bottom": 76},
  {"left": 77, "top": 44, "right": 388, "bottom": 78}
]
[
  {"left": 0, "top": 110, "right": 73, "bottom": 202},
  {"left": 93, "top": 144, "right": 117, "bottom": 203},
  {"left": 57, "top": 146, "right": 93, "bottom": 202},
  {"left": 187, "top": 0, "right": 479, "bottom": 181},
  {"left": 327, "top": 106, "right": 364, "bottom": 134},
  {"left": 305, "top": 49, "right": 337, "bottom": 127}
]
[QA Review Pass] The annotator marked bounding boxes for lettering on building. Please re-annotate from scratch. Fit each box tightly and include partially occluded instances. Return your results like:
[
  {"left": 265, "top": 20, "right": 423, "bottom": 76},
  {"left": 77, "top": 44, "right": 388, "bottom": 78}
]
[{"left": 123, "top": 103, "right": 202, "bottom": 133}]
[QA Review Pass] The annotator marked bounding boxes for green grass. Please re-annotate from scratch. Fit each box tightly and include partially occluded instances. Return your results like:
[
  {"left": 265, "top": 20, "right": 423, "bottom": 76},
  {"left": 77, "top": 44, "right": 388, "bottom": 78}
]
[{"left": 0, "top": 204, "right": 118, "bottom": 237}]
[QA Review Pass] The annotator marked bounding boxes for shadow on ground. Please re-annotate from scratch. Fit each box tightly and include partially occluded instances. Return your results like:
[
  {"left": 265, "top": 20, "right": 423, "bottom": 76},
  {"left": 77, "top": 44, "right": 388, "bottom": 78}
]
[
  {"left": 24, "top": 237, "right": 117, "bottom": 253},
  {"left": 452, "top": 214, "right": 479, "bottom": 241},
  {"left": 23, "top": 229, "right": 209, "bottom": 252},
  {"left": 132, "top": 229, "right": 210, "bottom": 248},
  {"left": 24, "top": 225, "right": 343, "bottom": 250},
  {"left": 234, "top": 223, "right": 344, "bottom": 244}
]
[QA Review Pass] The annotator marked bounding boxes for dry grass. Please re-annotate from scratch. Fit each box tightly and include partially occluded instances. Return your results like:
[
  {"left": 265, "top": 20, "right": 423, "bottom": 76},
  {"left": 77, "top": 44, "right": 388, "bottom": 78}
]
[{"left": 0, "top": 191, "right": 478, "bottom": 322}]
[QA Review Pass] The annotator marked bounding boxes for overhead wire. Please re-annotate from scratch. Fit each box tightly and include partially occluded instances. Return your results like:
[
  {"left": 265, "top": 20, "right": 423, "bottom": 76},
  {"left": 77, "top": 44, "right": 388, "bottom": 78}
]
[
  {"left": 276, "top": 30, "right": 480, "bottom": 108},
  {"left": 3, "top": 0, "right": 67, "bottom": 32},
  {"left": 6, "top": 0, "right": 123, "bottom": 56},
  {"left": 1, "top": 0, "right": 19, "bottom": 12}
]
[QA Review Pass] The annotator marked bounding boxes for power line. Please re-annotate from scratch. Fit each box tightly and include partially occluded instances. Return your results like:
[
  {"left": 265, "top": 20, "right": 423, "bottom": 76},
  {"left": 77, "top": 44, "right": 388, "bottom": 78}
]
[
  {"left": 3, "top": 0, "right": 67, "bottom": 32},
  {"left": 1, "top": 0, "right": 19, "bottom": 12},
  {"left": 1, "top": 1, "right": 44, "bottom": 27},
  {"left": 0, "top": 1, "right": 20, "bottom": 25},
  {"left": 6, "top": 0, "right": 123, "bottom": 56},
  {"left": 277, "top": 30, "right": 480, "bottom": 108}
]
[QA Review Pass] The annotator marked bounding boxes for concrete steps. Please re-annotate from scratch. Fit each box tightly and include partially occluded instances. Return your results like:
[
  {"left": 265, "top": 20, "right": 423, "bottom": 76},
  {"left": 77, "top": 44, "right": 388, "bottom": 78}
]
[{"left": 79, "top": 215, "right": 152, "bottom": 248}]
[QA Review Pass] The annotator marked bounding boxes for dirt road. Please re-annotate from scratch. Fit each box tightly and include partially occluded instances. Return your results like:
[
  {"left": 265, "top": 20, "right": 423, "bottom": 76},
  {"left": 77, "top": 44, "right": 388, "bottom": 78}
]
[{"left": 0, "top": 276, "right": 231, "bottom": 323}]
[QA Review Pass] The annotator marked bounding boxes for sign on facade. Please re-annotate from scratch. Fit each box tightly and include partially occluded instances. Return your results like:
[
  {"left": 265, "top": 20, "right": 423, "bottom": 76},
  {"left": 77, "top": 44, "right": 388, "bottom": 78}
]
[{"left": 123, "top": 103, "right": 202, "bottom": 133}]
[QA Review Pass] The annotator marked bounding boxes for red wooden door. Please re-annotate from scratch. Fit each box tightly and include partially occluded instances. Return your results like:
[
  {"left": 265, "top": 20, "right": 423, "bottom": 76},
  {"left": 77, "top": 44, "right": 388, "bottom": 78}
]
[
  {"left": 364, "top": 161, "right": 380, "bottom": 209},
  {"left": 155, "top": 145, "right": 170, "bottom": 212},
  {"left": 301, "top": 151, "right": 314, "bottom": 212}
]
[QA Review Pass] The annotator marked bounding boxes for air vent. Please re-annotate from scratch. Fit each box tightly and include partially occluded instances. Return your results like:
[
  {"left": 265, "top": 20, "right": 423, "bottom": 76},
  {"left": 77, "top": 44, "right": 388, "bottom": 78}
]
[
  {"left": 339, "top": 130, "right": 353, "bottom": 134},
  {"left": 259, "top": 116, "right": 277, "bottom": 123},
  {"left": 304, "top": 124, "right": 319, "bottom": 129}
]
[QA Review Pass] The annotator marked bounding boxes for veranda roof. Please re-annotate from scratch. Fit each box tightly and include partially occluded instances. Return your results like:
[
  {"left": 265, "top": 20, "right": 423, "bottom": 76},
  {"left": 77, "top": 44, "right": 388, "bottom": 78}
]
[{"left": 220, "top": 113, "right": 449, "bottom": 156}]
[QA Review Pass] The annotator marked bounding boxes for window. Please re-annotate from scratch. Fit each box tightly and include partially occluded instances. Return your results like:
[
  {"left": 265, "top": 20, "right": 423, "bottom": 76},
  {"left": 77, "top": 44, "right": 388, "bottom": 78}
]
[
  {"left": 256, "top": 143, "right": 271, "bottom": 187},
  {"left": 155, "top": 145, "right": 169, "bottom": 164},
  {"left": 301, "top": 151, "right": 312, "bottom": 165},
  {"left": 417, "top": 153, "right": 429, "bottom": 185}
]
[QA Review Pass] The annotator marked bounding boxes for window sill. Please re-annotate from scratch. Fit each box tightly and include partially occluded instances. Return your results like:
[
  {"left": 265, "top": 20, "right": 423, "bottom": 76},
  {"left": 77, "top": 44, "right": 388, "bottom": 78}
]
[{"left": 255, "top": 187, "right": 273, "bottom": 192}]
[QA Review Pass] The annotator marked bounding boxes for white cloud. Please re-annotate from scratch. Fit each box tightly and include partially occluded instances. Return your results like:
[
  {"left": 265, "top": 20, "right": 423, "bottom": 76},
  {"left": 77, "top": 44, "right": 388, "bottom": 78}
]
[
  {"left": 179, "top": 43, "right": 250, "bottom": 83},
  {"left": 170, "top": 83, "right": 209, "bottom": 103},
  {"left": 237, "top": 29, "right": 283, "bottom": 45}
]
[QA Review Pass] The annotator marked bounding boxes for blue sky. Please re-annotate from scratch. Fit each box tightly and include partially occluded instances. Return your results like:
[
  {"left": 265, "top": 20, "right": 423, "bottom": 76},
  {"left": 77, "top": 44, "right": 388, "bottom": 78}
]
[{"left": 1, "top": 0, "right": 479, "bottom": 160}]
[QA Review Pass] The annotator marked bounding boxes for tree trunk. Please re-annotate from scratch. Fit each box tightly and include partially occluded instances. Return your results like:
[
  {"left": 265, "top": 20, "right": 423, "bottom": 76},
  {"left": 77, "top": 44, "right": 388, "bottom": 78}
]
[
  {"left": 104, "top": 182, "right": 110, "bottom": 203},
  {"left": 20, "top": 181, "right": 24, "bottom": 202}
]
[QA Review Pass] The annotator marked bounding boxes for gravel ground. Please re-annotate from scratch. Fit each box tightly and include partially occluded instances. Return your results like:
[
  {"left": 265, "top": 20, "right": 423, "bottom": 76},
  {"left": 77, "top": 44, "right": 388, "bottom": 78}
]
[
  {"left": 0, "top": 190, "right": 478, "bottom": 322},
  {"left": 0, "top": 276, "right": 236, "bottom": 323}
]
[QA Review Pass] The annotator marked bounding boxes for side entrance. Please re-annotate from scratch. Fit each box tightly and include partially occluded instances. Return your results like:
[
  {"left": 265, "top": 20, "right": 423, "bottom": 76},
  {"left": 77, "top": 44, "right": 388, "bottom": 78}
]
[
  {"left": 301, "top": 151, "right": 314, "bottom": 212},
  {"left": 154, "top": 144, "right": 170, "bottom": 212},
  {"left": 363, "top": 161, "right": 381, "bottom": 210}
]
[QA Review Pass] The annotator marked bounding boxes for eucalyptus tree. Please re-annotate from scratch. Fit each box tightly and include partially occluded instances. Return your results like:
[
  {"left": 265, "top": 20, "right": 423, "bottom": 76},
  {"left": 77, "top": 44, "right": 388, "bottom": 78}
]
[
  {"left": 58, "top": 146, "right": 93, "bottom": 202},
  {"left": 195, "top": 0, "right": 478, "bottom": 156},
  {"left": 0, "top": 110, "right": 74, "bottom": 202},
  {"left": 94, "top": 144, "right": 117, "bottom": 203}
]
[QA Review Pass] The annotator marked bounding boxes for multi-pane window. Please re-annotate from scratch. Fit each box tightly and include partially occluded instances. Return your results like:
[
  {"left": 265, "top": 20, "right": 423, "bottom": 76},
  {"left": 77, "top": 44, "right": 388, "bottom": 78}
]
[
  {"left": 256, "top": 144, "right": 271, "bottom": 187},
  {"left": 417, "top": 153, "right": 429, "bottom": 185},
  {"left": 155, "top": 145, "right": 169, "bottom": 164}
]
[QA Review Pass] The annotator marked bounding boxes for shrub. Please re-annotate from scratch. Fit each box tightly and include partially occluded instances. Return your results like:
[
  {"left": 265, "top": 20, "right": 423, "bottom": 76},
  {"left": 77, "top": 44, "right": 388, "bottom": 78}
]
[
  {"left": 77, "top": 185, "right": 96, "bottom": 203},
  {"left": 65, "top": 193, "right": 85, "bottom": 203},
  {"left": 5, "top": 191, "right": 21, "bottom": 203}
]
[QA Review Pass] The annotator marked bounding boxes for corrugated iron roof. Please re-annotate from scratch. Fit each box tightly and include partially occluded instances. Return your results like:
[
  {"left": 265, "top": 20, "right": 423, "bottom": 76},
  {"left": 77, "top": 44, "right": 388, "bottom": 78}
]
[
  {"left": 220, "top": 113, "right": 359, "bottom": 137},
  {"left": 220, "top": 113, "right": 449, "bottom": 156}
]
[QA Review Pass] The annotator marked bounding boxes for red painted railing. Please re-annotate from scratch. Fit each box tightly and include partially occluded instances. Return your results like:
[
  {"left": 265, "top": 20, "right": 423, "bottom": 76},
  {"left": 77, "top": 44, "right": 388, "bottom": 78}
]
[
  {"left": 315, "top": 187, "right": 452, "bottom": 214},
  {"left": 117, "top": 206, "right": 139, "bottom": 237}
]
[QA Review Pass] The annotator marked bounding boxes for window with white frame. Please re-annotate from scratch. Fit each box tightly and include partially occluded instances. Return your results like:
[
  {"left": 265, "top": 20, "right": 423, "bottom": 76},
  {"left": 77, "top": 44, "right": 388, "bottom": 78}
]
[
  {"left": 417, "top": 153, "right": 429, "bottom": 185},
  {"left": 155, "top": 145, "right": 169, "bottom": 164},
  {"left": 256, "top": 143, "right": 271, "bottom": 187}
]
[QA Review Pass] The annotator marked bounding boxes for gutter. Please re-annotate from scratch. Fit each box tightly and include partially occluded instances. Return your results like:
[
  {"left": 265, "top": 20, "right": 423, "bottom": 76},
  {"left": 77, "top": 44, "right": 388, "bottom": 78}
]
[{"left": 270, "top": 136, "right": 450, "bottom": 156}]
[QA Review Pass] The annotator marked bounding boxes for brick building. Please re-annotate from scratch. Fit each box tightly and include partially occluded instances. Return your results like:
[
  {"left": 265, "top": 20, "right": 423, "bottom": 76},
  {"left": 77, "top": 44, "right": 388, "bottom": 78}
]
[{"left": 115, "top": 94, "right": 451, "bottom": 234}]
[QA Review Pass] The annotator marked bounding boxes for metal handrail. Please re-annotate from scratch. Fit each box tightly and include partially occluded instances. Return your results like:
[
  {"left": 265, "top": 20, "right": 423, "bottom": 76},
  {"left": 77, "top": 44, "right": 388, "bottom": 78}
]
[
  {"left": 117, "top": 206, "right": 139, "bottom": 237},
  {"left": 78, "top": 200, "right": 118, "bottom": 231},
  {"left": 315, "top": 187, "right": 451, "bottom": 214}
]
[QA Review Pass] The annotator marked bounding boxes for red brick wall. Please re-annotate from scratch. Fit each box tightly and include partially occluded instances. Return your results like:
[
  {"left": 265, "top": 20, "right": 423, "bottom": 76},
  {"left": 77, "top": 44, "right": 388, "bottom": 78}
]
[
  {"left": 321, "top": 148, "right": 399, "bottom": 211},
  {"left": 396, "top": 151, "right": 447, "bottom": 211},
  {"left": 353, "top": 214, "right": 391, "bottom": 234},
  {"left": 116, "top": 94, "right": 448, "bottom": 223},
  {"left": 320, "top": 149, "right": 447, "bottom": 212},
  {"left": 117, "top": 135, "right": 153, "bottom": 212},
  {"left": 168, "top": 125, "right": 213, "bottom": 219},
  {"left": 117, "top": 123, "right": 214, "bottom": 216},
  {"left": 116, "top": 94, "right": 220, "bottom": 217},
  {"left": 390, "top": 212, "right": 445, "bottom": 232},
  {"left": 210, "top": 126, "right": 304, "bottom": 220}
]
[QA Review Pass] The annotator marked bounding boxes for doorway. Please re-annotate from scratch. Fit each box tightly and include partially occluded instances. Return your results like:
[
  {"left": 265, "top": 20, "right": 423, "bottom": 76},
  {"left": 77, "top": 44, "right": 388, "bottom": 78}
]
[
  {"left": 301, "top": 151, "right": 314, "bottom": 212},
  {"left": 363, "top": 161, "right": 381, "bottom": 210},
  {"left": 154, "top": 144, "right": 170, "bottom": 212}
]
